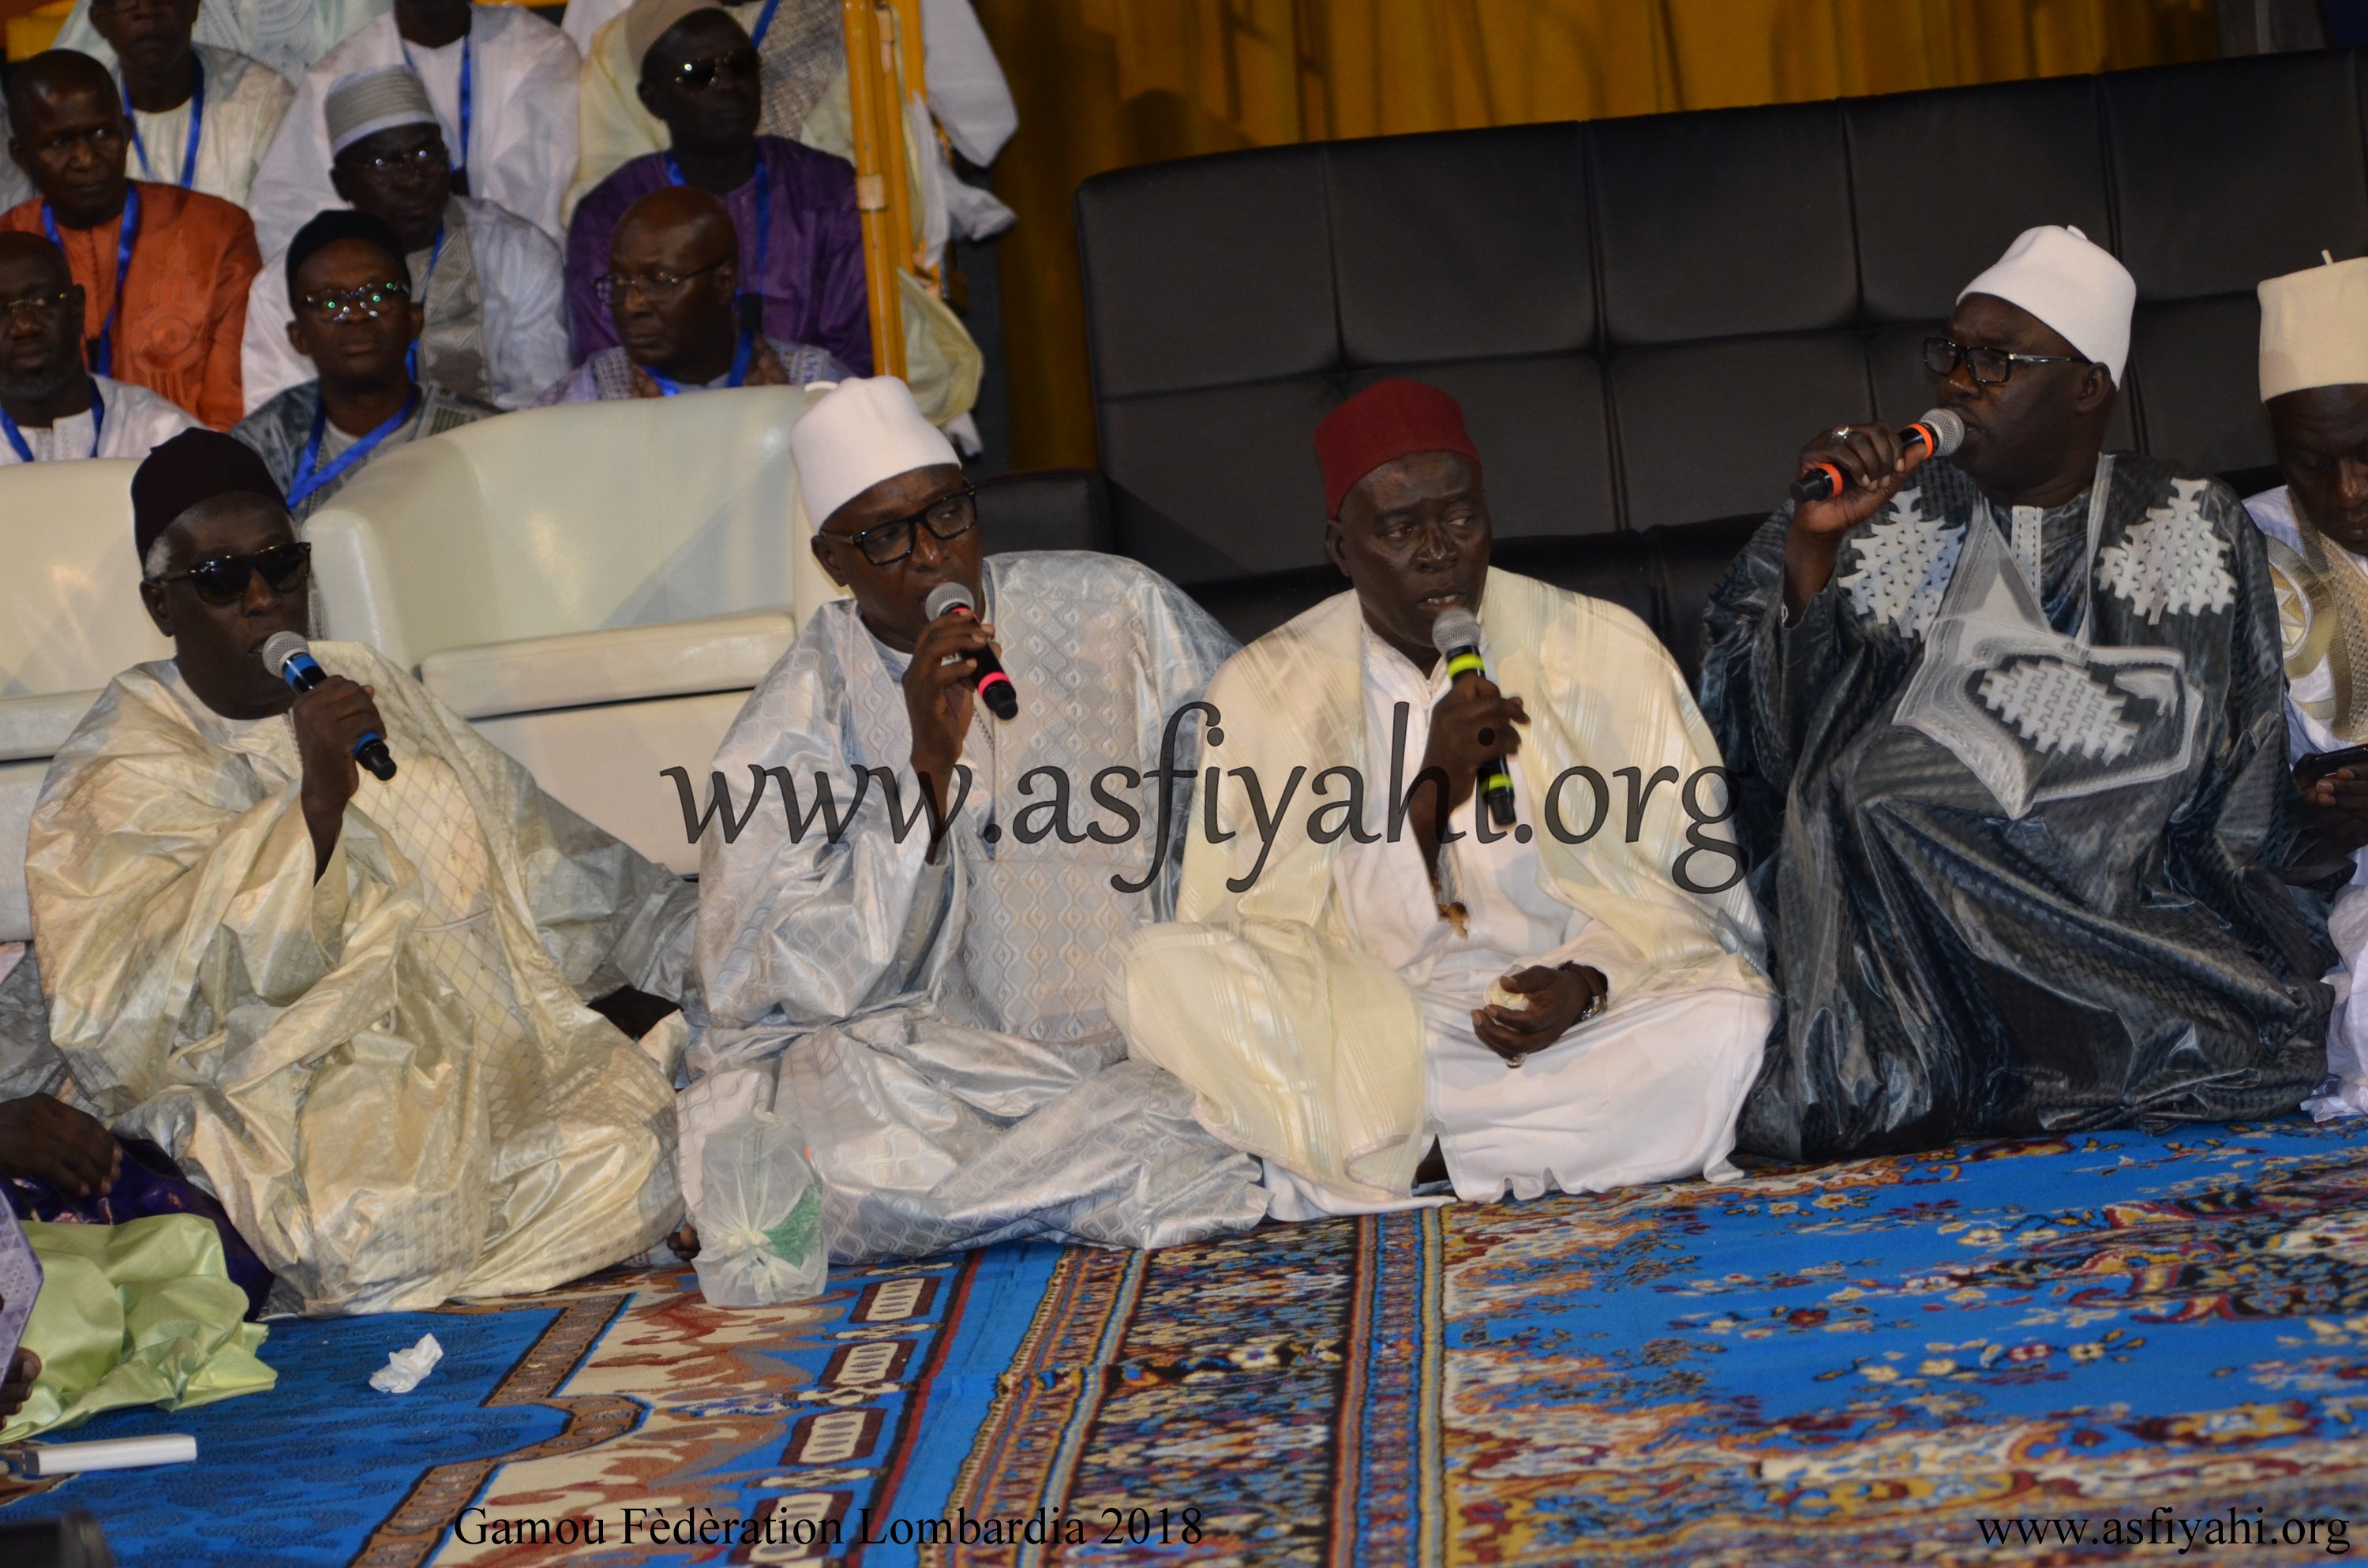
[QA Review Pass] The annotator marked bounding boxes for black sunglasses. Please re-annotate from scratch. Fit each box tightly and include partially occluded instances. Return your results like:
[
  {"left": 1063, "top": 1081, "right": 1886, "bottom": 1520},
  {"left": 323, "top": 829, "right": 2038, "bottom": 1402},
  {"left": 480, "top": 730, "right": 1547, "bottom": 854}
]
[
  {"left": 148, "top": 542, "right": 312, "bottom": 606},
  {"left": 672, "top": 47, "right": 760, "bottom": 92}
]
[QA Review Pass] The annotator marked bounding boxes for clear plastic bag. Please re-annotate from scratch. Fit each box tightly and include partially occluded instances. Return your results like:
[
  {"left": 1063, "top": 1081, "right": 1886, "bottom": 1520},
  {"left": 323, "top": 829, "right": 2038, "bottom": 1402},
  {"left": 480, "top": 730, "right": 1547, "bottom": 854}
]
[{"left": 690, "top": 1111, "right": 828, "bottom": 1308}]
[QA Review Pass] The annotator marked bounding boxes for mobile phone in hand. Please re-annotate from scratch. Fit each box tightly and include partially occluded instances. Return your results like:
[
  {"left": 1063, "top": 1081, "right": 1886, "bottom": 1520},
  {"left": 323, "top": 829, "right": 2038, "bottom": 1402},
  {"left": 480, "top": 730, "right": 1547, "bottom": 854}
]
[{"left": 2298, "top": 744, "right": 2368, "bottom": 784}]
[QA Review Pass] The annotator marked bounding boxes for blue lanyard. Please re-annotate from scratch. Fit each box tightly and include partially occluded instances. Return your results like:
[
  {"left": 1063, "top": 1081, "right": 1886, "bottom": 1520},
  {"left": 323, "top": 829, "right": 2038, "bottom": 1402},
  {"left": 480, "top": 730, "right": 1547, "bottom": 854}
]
[
  {"left": 645, "top": 328, "right": 754, "bottom": 396},
  {"left": 664, "top": 148, "right": 769, "bottom": 322},
  {"left": 751, "top": 0, "right": 781, "bottom": 43},
  {"left": 42, "top": 185, "right": 139, "bottom": 378},
  {"left": 402, "top": 28, "right": 471, "bottom": 192},
  {"left": 122, "top": 57, "right": 203, "bottom": 189},
  {"left": 0, "top": 382, "right": 104, "bottom": 463},
  {"left": 287, "top": 389, "right": 417, "bottom": 507}
]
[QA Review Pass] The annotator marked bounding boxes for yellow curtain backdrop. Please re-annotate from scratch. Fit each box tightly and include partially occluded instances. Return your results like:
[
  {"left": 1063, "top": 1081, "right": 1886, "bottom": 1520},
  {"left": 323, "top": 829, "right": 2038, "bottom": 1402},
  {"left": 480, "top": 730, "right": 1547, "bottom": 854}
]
[{"left": 973, "top": 0, "right": 2218, "bottom": 470}]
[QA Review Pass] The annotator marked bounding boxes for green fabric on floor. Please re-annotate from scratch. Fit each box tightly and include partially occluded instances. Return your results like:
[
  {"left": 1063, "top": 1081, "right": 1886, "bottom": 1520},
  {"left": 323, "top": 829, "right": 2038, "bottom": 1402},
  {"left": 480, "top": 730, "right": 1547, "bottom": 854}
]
[{"left": 2, "top": 1215, "right": 274, "bottom": 1441}]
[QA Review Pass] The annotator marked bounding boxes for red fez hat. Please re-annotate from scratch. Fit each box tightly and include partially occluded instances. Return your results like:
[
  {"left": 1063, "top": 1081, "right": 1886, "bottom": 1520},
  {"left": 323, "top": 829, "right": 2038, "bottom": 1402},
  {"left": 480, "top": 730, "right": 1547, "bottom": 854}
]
[{"left": 1313, "top": 378, "right": 1483, "bottom": 518}]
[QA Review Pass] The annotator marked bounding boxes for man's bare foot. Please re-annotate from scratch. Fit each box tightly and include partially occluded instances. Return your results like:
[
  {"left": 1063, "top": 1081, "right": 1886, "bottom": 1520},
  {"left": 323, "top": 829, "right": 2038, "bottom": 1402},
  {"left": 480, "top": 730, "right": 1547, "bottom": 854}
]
[{"left": 669, "top": 1222, "right": 700, "bottom": 1261}]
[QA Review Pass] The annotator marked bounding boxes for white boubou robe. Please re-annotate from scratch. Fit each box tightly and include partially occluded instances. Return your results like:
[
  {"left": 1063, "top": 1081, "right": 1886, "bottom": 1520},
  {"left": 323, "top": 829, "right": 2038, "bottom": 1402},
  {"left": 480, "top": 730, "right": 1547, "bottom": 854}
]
[
  {"left": 0, "top": 377, "right": 196, "bottom": 464},
  {"left": 692, "top": 552, "right": 1267, "bottom": 1261},
  {"left": 116, "top": 46, "right": 296, "bottom": 208},
  {"left": 250, "top": 6, "right": 579, "bottom": 254},
  {"left": 2251, "top": 483, "right": 2368, "bottom": 1117},
  {"left": 27, "top": 643, "right": 691, "bottom": 1314},
  {"left": 54, "top": 0, "right": 385, "bottom": 84},
  {"left": 1116, "top": 569, "right": 1774, "bottom": 1217}
]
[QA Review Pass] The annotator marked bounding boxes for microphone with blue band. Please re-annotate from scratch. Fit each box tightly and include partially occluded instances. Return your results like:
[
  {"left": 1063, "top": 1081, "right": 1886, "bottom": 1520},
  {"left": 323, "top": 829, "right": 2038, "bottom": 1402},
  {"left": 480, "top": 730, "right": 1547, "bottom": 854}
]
[
  {"left": 1429, "top": 608, "right": 1517, "bottom": 829},
  {"left": 260, "top": 632, "right": 397, "bottom": 781}
]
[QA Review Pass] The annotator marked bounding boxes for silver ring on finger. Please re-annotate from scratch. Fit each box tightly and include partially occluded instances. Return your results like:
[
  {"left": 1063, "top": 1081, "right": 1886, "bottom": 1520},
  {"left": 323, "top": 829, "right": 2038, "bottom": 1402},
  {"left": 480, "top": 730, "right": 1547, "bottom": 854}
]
[{"left": 1832, "top": 425, "right": 1852, "bottom": 438}]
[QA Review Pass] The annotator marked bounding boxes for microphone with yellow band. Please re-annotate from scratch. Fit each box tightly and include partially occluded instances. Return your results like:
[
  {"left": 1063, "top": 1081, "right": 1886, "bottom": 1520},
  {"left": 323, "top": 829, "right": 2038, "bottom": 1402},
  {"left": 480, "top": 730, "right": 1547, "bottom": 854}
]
[{"left": 1429, "top": 608, "right": 1517, "bottom": 828}]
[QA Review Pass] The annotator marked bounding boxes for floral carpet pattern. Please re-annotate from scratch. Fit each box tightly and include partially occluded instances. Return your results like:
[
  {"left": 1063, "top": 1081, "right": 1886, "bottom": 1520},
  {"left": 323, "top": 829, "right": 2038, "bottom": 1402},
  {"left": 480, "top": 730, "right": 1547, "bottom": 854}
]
[{"left": 4, "top": 1119, "right": 2367, "bottom": 1565}]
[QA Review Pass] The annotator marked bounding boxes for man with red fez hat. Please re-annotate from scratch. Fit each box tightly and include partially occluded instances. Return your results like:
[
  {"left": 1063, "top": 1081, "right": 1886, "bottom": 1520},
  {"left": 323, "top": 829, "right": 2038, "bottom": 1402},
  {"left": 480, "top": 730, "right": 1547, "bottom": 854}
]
[
  {"left": 1118, "top": 379, "right": 1774, "bottom": 1218},
  {"left": 22, "top": 429, "right": 700, "bottom": 1314}
]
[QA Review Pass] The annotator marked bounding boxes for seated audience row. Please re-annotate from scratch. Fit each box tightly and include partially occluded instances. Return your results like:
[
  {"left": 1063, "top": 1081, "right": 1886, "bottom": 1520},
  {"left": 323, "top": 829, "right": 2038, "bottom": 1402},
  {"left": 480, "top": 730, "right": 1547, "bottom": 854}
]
[{"left": 1, "top": 0, "right": 970, "bottom": 443}]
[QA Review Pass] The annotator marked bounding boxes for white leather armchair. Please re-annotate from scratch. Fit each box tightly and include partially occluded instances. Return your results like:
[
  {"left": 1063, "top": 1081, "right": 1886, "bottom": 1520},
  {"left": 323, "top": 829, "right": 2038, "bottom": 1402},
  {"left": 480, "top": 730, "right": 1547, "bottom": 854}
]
[
  {"left": 0, "top": 459, "right": 173, "bottom": 941},
  {"left": 307, "top": 387, "right": 844, "bottom": 874}
]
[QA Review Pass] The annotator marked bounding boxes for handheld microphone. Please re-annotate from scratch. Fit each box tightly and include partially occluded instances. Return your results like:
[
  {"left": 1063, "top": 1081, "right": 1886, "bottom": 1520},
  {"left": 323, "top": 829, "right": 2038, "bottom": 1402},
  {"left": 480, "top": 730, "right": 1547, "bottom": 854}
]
[
  {"left": 1429, "top": 608, "right": 1517, "bottom": 829},
  {"left": 923, "top": 582, "right": 1017, "bottom": 721},
  {"left": 1790, "top": 407, "right": 1965, "bottom": 503},
  {"left": 260, "top": 631, "right": 397, "bottom": 781}
]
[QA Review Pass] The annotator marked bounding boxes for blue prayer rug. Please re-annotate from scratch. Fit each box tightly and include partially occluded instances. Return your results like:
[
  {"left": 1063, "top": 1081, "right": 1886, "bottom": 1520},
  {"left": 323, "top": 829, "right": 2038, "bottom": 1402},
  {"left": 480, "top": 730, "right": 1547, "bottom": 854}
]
[{"left": 5, "top": 1120, "right": 2366, "bottom": 1565}]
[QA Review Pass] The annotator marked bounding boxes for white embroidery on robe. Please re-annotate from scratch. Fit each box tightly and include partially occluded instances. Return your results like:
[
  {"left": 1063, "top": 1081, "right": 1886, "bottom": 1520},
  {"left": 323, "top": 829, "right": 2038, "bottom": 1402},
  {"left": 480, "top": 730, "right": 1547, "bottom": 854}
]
[
  {"left": 2097, "top": 478, "right": 2237, "bottom": 623},
  {"left": 1838, "top": 486, "right": 1964, "bottom": 637},
  {"left": 1976, "top": 656, "right": 2140, "bottom": 762}
]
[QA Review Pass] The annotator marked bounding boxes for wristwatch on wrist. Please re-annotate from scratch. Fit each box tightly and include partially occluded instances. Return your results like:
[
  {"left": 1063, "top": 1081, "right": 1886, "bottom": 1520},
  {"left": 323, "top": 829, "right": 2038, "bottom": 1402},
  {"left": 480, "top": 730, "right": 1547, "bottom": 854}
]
[{"left": 1560, "top": 961, "right": 1608, "bottom": 1021}]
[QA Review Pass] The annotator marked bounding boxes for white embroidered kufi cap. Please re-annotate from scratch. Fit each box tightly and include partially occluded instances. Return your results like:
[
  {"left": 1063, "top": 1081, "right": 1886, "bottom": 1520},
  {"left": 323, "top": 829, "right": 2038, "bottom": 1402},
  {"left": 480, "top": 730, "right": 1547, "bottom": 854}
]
[
  {"left": 790, "top": 376, "right": 961, "bottom": 531},
  {"left": 2259, "top": 253, "right": 2368, "bottom": 402},
  {"left": 324, "top": 65, "right": 438, "bottom": 158},
  {"left": 1958, "top": 224, "right": 2137, "bottom": 385}
]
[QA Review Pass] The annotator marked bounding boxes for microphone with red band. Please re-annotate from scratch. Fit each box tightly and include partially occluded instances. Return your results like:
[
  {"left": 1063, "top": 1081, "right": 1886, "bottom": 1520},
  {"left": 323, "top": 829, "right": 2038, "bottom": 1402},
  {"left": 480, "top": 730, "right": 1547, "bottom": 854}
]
[
  {"left": 261, "top": 631, "right": 397, "bottom": 780},
  {"left": 1789, "top": 407, "right": 1965, "bottom": 503},
  {"left": 923, "top": 582, "right": 1018, "bottom": 721}
]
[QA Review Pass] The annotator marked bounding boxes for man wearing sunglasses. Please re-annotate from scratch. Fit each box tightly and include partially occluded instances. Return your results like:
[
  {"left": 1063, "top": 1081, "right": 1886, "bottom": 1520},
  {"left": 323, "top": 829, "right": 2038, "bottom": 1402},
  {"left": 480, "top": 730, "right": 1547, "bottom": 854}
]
[
  {"left": 564, "top": 0, "right": 871, "bottom": 380},
  {"left": 0, "top": 230, "right": 193, "bottom": 462},
  {"left": 1, "top": 49, "right": 260, "bottom": 430},
  {"left": 687, "top": 376, "right": 1265, "bottom": 1263},
  {"left": 24, "top": 428, "right": 698, "bottom": 1313},
  {"left": 534, "top": 185, "right": 845, "bottom": 404},
  {"left": 242, "top": 65, "right": 571, "bottom": 414},
  {"left": 231, "top": 209, "right": 493, "bottom": 518},
  {"left": 249, "top": 0, "right": 577, "bottom": 256},
  {"left": 1700, "top": 223, "right": 2325, "bottom": 1161}
]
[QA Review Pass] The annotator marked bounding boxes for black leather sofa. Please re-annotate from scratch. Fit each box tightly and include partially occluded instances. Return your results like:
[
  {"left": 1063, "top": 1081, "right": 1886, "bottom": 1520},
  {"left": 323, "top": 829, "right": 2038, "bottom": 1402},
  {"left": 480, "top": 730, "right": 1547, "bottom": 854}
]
[{"left": 981, "top": 48, "right": 2355, "bottom": 672}]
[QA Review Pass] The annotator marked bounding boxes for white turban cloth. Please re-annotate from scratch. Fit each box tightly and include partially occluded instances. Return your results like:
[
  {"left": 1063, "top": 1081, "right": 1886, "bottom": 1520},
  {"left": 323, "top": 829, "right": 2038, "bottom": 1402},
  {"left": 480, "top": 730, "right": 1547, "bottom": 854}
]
[
  {"left": 790, "top": 376, "right": 961, "bottom": 531},
  {"left": 1958, "top": 224, "right": 2137, "bottom": 386}
]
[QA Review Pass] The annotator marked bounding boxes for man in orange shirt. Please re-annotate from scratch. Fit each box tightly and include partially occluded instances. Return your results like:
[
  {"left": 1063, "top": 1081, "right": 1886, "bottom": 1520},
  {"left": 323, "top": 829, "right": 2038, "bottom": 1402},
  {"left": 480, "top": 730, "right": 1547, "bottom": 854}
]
[{"left": 2, "top": 51, "right": 259, "bottom": 428}]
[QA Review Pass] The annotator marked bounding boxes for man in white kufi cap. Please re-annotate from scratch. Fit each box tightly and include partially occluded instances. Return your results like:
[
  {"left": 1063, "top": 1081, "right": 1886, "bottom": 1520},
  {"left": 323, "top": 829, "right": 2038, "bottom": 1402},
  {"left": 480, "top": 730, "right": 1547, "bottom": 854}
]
[
  {"left": 239, "top": 63, "right": 571, "bottom": 414},
  {"left": 684, "top": 376, "right": 1265, "bottom": 1263},
  {"left": 2246, "top": 253, "right": 2368, "bottom": 1118},
  {"left": 1699, "top": 224, "right": 2325, "bottom": 1159},
  {"left": 246, "top": 0, "right": 577, "bottom": 257}
]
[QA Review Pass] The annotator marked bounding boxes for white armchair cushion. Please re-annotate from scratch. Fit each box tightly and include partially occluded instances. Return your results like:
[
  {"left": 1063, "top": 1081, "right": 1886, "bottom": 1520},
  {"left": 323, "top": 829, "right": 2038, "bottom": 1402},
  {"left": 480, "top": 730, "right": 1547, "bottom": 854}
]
[
  {"left": 0, "top": 690, "right": 105, "bottom": 765},
  {"left": 419, "top": 610, "right": 796, "bottom": 720}
]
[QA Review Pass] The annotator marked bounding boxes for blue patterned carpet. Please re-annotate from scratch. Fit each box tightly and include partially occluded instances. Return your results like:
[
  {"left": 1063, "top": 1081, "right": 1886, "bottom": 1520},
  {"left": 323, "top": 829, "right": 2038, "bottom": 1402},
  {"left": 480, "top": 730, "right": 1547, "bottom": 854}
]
[{"left": 6, "top": 1119, "right": 2368, "bottom": 1565}]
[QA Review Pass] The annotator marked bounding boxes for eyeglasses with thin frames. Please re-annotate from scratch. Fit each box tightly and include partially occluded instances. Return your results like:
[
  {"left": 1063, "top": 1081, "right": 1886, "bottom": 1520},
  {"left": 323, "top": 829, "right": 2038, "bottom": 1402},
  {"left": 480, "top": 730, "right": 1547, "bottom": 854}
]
[
  {"left": 147, "top": 543, "right": 312, "bottom": 607},
  {"left": 835, "top": 485, "right": 979, "bottom": 567},
  {"left": 1924, "top": 336, "right": 2093, "bottom": 386},
  {"left": 594, "top": 260, "right": 729, "bottom": 309},
  {"left": 345, "top": 144, "right": 444, "bottom": 180},
  {"left": 0, "top": 287, "right": 79, "bottom": 325}
]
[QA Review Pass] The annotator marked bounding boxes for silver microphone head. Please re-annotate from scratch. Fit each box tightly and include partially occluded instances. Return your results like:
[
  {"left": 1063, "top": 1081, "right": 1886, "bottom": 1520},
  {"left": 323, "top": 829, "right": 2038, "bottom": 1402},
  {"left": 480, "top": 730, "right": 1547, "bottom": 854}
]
[
  {"left": 1430, "top": 607, "right": 1483, "bottom": 657},
  {"left": 259, "top": 631, "right": 311, "bottom": 676},
  {"left": 924, "top": 582, "right": 976, "bottom": 620},
  {"left": 1917, "top": 406, "right": 1966, "bottom": 458}
]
